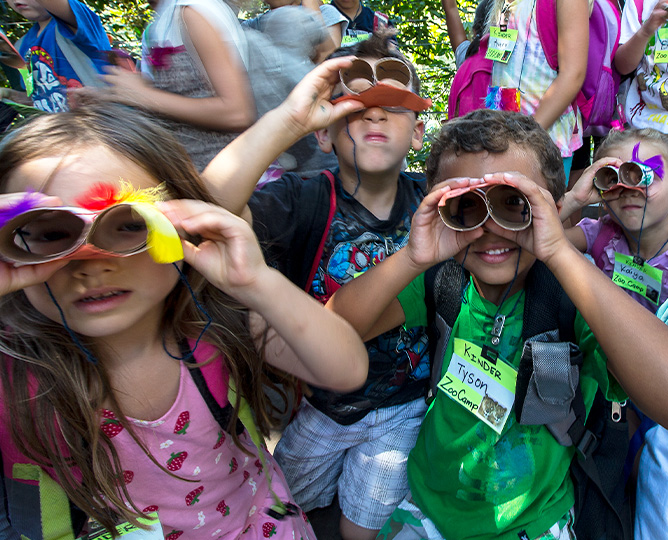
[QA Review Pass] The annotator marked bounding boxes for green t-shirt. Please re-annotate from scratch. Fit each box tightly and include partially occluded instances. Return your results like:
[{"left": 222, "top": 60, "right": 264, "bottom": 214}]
[{"left": 398, "top": 273, "right": 625, "bottom": 540}]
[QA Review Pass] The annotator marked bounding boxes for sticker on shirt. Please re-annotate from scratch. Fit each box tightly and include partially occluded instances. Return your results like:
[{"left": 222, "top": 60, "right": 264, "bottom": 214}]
[
  {"left": 612, "top": 252, "right": 663, "bottom": 305},
  {"left": 656, "top": 27, "right": 668, "bottom": 63},
  {"left": 437, "top": 338, "right": 517, "bottom": 434},
  {"left": 485, "top": 26, "right": 518, "bottom": 63},
  {"left": 83, "top": 513, "right": 162, "bottom": 540}
]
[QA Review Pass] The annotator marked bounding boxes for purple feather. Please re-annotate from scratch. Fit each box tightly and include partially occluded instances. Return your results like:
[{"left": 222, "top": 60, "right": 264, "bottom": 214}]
[
  {"left": 632, "top": 142, "right": 664, "bottom": 180},
  {"left": 0, "top": 193, "right": 42, "bottom": 228}
]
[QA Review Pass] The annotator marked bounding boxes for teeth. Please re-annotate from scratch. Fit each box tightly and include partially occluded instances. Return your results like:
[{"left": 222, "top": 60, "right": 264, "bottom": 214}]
[
  {"left": 81, "top": 291, "right": 123, "bottom": 302},
  {"left": 484, "top": 248, "right": 511, "bottom": 255}
]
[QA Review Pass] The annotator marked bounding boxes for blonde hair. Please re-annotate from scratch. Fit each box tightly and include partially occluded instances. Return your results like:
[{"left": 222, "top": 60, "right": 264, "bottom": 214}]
[{"left": 0, "top": 103, "right": 290, "bottom": 533}]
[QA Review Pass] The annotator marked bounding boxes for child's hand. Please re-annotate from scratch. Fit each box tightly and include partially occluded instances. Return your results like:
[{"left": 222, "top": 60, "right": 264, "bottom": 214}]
[
  {"left": 70, "top": 67, "right": 152, "bottom": 109},
  {"left": 404, "top": 178, "right": 485, "bottom": 270},
  {"left": 641, "top": 1, "right": 668, "bottom": 37},
  {"left": 0, "top": 193, "right": 67, "bottom": 296},
  {"left": 480, "top": 172, "right": 569, "bottom": 265},
  {"left": 278, "top": 57, "right": 365, "bottom": 139},
  {"left": 158, "top": 199, "right": 270, "bottom": 303},
  {"left": 562, "top": 156, "right": 621, "bottom": 220}
]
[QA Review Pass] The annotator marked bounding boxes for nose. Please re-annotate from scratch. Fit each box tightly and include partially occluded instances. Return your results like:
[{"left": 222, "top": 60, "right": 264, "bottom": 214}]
[
  {"left": 69, "top": 257, "right": 118, "bottom": 279},
  {"left": 362, "top": 107, "right": 388, "bottom": 122}
]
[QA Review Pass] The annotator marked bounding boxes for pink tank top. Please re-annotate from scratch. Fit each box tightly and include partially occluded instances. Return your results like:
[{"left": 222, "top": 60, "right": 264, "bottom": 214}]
[{"left": 104, "top": 359, "right": 314, "bottom": 540}]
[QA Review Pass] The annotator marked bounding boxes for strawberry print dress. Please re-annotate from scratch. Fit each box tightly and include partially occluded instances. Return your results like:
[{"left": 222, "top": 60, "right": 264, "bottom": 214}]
[{"left": 102, "top": 357, "right": 314, "bottom": 539}]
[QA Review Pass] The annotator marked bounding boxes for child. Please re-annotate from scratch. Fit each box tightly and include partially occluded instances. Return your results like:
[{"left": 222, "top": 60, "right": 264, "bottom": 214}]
[
  {"left": 330, "top": 0, "right": 387, "bottom": 45},
  {"left": 561, "top": 128, "right": 668, "bottom": 539},
  {"left": 0, "top": 102, "right": 368, "bottom": 539},
  {"left": 614, "top": 0, "right": 668, "bottom": 131},
  {"left": 241, "top": 0, "right": 346, "bottom": 179},
  {"left": 481, "top": 0, "right": 589, "bottom": 177},
  {"left": 562, "top": 128, "right": 668, "bottom": 312},
  {"left": 202, "top": 33, "right": 431, "bottom": 540},
  {"left": 243, "top": 0, "right": 346, "bottom": 65},
  {"left": 325, "top": 108, "right": 668, "bottom": 539},
  {"left": 94, "top": 0, "right": 256, "bottom": 172},
  {"left": 7, "top": 0, "right": 111, "bottom": 112}
]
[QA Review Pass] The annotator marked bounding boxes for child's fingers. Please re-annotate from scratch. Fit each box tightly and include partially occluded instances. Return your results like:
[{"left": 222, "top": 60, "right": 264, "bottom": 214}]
[{"left": 0, "top": 259, "right": 68, "bottom": 296}]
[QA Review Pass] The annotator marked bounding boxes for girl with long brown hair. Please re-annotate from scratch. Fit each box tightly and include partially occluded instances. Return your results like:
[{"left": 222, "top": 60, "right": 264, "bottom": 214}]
[{"left": 0, "top": 101, "right": 367, "bottom": 539}]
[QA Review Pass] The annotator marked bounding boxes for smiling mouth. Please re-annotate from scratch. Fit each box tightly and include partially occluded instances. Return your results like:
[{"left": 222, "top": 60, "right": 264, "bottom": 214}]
[{"left": 481, "top": 248, "right": 512, "bottom": 255}]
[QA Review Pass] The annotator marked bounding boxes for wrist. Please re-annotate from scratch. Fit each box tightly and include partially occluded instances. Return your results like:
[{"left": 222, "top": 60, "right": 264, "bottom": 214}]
[{"left": 542, "top": 237, "right": 580, "bottom": 276}]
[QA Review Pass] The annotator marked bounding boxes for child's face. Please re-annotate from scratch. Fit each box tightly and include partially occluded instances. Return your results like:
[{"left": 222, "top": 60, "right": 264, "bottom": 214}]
[
  {"left": 316, "top": 57, "right": 424, "bottom": 179},
  {"left": 5, "top": 146, "right": 180, "bottom": 345},
  {"left": 7, "top": 0, "right": 50, "bottom": 22},
  {"left": 601, "top": 140, "right": 668, "bottom": 234},
  {"left": 436, "top": 145, "right": 549, "bottom": 302}
]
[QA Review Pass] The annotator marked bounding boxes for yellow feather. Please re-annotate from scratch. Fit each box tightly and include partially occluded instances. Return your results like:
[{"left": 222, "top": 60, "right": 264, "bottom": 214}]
[
  {"left": 116, "top": 181, "right": 169, "bottom": 205},
  {"left": 130, "top": 202, "right": 184, "bottom": 264}
]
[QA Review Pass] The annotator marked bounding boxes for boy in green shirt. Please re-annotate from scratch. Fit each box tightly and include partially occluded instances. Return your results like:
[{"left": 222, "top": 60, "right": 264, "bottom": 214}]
[{"left": 326, "top": 109, "right": 668, "bottom": 539}]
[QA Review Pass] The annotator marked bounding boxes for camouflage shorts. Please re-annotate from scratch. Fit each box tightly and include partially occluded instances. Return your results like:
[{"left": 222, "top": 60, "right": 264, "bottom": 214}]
[{"left": 376, "top": 494, "right": 576, "bottom": 540}]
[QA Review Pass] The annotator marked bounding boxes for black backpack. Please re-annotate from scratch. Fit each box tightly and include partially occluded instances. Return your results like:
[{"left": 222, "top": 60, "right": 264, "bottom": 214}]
[{"left": 424, "top": 259, "right": 632, "bottom": 540}]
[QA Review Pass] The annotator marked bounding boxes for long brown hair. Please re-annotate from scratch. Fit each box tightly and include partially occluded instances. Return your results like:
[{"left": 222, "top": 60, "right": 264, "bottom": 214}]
[{"left": 0, "top": 103, "right": 288, "bottom": 532}]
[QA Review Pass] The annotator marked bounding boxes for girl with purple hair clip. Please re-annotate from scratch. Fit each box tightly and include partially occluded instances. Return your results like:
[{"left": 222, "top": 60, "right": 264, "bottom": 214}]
[{"left": 561, "top": 127, "right": 668, "bottom": 313}]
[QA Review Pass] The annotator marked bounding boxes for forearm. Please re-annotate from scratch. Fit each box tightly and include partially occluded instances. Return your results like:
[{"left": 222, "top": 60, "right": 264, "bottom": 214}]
[
  {"left": 202, "top": 107, "right": 305, "bottom": 214},
  {"left": 132, "top": 85, "right": 255, "bottom": 131},
  {"left": 546, "top": 242, "right": 668, "bottom": 426},
  {"left": 615, "top": 31, "right": 652, "bottom": 75},
  {"left": 327, "top": 248, "right": 424, "bottom": 338},
  {"left": 533, "top": 69, "right": 585, "bottom": 130},
  {"left": 247, "top": 268, "right": 368, "bottom": 391},
  {"left": 441, "top": 0, "right": 468, "bottom": 51}
]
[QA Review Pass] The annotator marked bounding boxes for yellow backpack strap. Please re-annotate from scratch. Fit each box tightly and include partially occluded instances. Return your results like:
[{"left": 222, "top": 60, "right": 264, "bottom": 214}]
[
  {"left": 12, "top": 464, "right": 75, "bottom": 540},
  {"left": 227, "top": 381, "right": 293, "bottom": 518}
]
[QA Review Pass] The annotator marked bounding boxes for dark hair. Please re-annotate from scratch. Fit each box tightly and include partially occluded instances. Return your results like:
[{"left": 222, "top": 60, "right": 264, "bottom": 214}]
[
  {"left": 426, "top": 109, "right": 565, "bottom": 201},
  {"left": 0, "top": 102, "right": 288, "bottom": 534},
  {"left": 465, "top": 0, "right": 495, "bottom": 58},
  {"left": 328, "top": 29, "right": 422, "bottom": 95},
  {"left": 595, "top": 127, "right": 668, "bottom": 160}
]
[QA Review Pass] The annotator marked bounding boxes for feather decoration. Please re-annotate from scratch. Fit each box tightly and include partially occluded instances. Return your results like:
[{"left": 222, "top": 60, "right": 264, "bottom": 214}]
[
  {"left": 75, "top": 181, "right": 168, "bottom": 210},
  {"left": 632, "top": 142, "right": 664, "bottom": 182},
  {"left": 129, "top": 202, "right": 183, "bottom": 264},
  {"left": 0, "top": 192, "right": 42, "bottom": 228},
  {"left": 485, "top": 86, "right": 502, "bottom": 110},
  {"left": 499, "top": 88, "right": 520, "bottom": 112}
]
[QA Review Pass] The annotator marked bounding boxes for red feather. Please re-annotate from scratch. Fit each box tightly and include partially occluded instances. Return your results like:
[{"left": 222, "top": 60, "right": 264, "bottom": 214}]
[{"left": 75, "top": 183, "right": 121, "bottom": 211}]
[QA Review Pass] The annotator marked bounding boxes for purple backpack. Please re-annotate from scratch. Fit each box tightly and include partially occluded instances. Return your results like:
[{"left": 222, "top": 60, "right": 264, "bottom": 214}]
[{"left": 448, "top": 0, "right": 622, "bottom": 135}]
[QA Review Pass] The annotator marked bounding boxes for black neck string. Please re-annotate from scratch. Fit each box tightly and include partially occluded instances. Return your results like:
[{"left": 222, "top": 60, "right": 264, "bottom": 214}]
[
  {"left": 163, "top": 263, "right": 212, "bottom": 362},
  {"left": 344, "top": 116, "right": 363, "bottom": 197},
  {"left": 44, "top": 282, "right": 99, "bottom": 364}
]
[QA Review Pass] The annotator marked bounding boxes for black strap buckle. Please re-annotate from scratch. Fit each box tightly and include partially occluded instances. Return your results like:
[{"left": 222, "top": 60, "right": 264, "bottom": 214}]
[{"left": 576, "top": 429, "right": 598, "bottom": 459}]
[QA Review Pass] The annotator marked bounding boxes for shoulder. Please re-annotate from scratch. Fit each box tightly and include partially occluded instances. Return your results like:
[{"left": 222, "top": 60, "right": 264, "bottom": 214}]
[{"left": 320, "top": 4, "right": 347, "bottom": 26}]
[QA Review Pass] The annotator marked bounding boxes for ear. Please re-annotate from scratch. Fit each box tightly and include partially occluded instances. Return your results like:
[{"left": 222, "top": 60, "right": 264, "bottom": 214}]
[
  {"left": 411, "top": 119, "right": 425, "bottom": 151},
  {"left": 315, "top": 128, "right": 334, "bottom": 154}
]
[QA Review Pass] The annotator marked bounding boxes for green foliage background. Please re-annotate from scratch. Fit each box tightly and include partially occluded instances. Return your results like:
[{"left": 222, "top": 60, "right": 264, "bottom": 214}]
[{"left": 0, "top": 0, "right": 478, "bottom": 169}]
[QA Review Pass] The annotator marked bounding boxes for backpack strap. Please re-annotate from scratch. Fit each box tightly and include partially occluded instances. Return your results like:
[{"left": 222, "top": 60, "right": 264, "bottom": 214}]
[
  {"left": 535, "top": 0, "right": 559, "bottom": 72},
  {"left": 184, "top": 341, "right": 244, "bottom": 436},
  {"left": 303, "top": 170, "right": 337, "bottom": 292},
  {"left": 425, "top": 259, "right": 466, "bottom": 402},
  {"left": 590, "top": 219, "right": 618, "bottom": 271},
  {"left": 634, "top": 0, "right": 643, "bottom": 24},
  {"left": 54, "top": 27, "right": 104, "bottom": 87}
]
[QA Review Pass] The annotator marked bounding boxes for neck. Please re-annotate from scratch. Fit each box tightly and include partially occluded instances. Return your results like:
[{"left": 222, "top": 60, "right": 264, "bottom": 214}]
[
  {"left": 335, "top": 0, "right": 361, "bottom": 20},
  {"left": 627, "top": 226, "right": 668, "bottom": 261},
  {"left": 37, "top": 16, "right": 52, "bottom": 32},
  {"left": 338, "top": 165, "right": 401, "bottom": 220}
]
